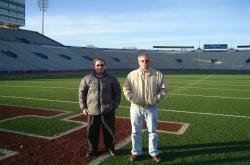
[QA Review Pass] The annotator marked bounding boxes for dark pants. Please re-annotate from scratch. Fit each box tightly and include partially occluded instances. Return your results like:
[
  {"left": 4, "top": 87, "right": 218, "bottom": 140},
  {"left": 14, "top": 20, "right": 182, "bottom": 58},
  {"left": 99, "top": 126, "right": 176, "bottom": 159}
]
[{"left": 87, "top": 110, "right": 115, "bottom": 151}]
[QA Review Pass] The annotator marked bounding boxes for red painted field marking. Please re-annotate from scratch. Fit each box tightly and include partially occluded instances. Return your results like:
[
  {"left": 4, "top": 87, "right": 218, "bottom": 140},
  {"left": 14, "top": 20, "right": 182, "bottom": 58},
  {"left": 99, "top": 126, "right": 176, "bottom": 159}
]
[{"left": 0, "top": 105, "right": 189, "bottom": 165}]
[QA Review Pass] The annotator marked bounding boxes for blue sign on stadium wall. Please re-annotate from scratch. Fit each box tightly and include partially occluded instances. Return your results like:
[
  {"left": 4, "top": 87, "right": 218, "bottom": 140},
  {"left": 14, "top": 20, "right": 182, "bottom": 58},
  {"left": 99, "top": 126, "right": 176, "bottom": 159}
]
[{"left": 203, "top": 44, "right": 228, "bottom": 49}]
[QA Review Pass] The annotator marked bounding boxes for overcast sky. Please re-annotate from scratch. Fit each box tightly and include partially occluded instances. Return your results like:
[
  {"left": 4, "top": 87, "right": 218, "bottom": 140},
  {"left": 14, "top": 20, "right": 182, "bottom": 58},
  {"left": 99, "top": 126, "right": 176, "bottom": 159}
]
[{"left": 23, "top": 0, "right": 250, "bottom": 49}]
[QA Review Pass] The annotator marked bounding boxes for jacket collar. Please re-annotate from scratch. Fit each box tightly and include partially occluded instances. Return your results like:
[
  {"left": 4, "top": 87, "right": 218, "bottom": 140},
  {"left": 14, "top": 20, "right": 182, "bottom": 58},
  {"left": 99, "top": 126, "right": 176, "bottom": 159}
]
[
  {"left": 92, "top": 71, "right": 107, "bottom": 78},
  {"left": 139, "top": 68, "right": 152, "bottom": 76}
]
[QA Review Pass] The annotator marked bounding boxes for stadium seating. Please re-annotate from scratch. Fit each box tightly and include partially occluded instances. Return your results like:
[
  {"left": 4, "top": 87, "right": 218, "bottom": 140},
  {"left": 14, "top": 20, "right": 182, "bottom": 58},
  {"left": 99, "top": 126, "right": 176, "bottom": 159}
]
[{"left": 1, "top": 28, "right": 250, "bottom": 73}]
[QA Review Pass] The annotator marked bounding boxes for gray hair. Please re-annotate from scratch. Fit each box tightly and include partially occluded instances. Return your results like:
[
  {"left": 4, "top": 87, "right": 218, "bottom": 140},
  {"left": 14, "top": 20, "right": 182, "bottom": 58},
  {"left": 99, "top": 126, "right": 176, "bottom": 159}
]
[{"left": 137, "top": 53, "right": 151, "bottom": 61}]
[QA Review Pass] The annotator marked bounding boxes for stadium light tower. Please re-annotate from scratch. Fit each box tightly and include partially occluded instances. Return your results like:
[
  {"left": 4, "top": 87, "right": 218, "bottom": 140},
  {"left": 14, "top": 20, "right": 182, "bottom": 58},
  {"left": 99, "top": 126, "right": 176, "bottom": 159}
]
[{"left": 38, "top": 0, "right": 48, "bottom": 35}]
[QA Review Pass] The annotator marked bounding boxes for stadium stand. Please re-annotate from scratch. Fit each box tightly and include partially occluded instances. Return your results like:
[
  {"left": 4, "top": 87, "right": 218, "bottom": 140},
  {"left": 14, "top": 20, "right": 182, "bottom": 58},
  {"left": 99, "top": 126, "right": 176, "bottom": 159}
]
[
  {"left": 0, "top": 28, "right": 62, "bottom": 46},
  {"left": 1, "top": 28, "right": 250, "bottom": 73},
  {"left": 0, "top": 28, "right": 93, "bottom": 73}
]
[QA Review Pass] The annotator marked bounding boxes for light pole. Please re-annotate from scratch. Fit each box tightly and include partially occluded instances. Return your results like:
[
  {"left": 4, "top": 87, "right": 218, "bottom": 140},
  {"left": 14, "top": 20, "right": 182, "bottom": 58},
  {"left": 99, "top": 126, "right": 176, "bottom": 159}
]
[{"left": 38, "top": 0, "right": 48, "bottom": 35}]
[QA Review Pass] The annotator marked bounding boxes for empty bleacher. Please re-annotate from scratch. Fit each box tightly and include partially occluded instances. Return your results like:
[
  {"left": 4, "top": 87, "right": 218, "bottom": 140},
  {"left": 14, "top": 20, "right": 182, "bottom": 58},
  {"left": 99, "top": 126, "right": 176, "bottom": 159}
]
[
  {"left": 0, "top": 28, "right": 93, "bottom": 73},
  {"left": 1, "top": 28, "right": 250, "bottom": 73},
  {"left": 0, "top": 28, "right": 62, "bottom": 46}
]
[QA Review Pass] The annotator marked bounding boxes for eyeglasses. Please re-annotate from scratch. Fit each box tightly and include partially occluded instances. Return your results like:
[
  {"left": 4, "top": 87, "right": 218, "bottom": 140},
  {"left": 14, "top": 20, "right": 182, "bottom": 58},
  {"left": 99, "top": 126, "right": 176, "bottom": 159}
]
[
  {"left": 140, "top": 60, "right": 149, "bottom": 63},
  {"left": 95, "top": 64, "right": 104, "bottom": 67}
]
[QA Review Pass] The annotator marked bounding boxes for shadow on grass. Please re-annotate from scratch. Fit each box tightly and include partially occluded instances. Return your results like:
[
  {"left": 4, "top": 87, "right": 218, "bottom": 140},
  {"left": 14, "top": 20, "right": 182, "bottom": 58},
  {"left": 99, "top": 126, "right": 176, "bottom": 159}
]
[
  {"left": 159, "top": 140, "right": 250, "bottom": 164},
  {"left": 115, "top": 148, "right": 151, "bottom": 161}
]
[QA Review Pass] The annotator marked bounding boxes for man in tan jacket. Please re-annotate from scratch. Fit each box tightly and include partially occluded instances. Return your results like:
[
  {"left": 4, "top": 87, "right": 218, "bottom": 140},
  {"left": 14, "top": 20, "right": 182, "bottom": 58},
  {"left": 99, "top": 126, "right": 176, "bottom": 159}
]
[{"left": 123, "top": 53, "right": 168, "bottom": 163}]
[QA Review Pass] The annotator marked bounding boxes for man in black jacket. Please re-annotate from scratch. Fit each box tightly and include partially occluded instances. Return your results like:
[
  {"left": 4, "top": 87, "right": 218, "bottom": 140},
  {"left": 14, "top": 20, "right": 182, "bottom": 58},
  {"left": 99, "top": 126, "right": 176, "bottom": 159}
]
[{"left": 79, "top": 57, "right": 121, "bottom": 157}]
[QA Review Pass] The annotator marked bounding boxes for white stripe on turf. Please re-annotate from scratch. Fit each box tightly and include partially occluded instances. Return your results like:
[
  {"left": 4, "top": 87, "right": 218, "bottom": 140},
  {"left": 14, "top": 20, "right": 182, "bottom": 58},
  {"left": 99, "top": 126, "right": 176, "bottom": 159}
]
[
  {"left": 170, "top": 93, "right": 250, "bottom": 100},
  {"left": 0, "top": 85, "right": 77, "bottom": 90},
  {"left": 1, "top": 95, "right": 250, "bottom": 119},
  {"left": 170, "top": 86, "right": 250, "bottom": 92},
  {"left": 119, "top": 105, "right": 250, "bottom": 119},
  {"left": 158, "top": 108, "right": 250, "bottom": 119},
  {"left": 0, "top": 95, "right": 77, "bottom": 103},
  {"left": 170, "top": 81, "right": 250, "bottom": 87},
  {"left": 2, "top": 84, "right": 250, "bottom": 92}
]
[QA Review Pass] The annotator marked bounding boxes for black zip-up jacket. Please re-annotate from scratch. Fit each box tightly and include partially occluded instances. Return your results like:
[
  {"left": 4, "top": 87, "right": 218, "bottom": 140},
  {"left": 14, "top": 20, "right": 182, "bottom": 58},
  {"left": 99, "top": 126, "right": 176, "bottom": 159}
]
[{"left": 79, "top": 71, "right": 121, "bottom": 115}]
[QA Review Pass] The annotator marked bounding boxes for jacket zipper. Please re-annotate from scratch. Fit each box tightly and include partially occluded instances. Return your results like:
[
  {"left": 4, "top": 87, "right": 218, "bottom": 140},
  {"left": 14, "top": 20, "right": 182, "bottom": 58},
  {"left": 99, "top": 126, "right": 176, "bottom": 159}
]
[{"left": 98, "top": 78, "right": 101, "bottom": 113}]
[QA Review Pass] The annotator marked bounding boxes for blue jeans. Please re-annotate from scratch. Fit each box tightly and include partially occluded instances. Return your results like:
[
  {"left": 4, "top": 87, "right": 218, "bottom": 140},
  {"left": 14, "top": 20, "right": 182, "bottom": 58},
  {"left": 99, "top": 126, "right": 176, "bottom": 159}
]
[{"left": 130, "top": 103, "right": 159, "bottom": 156}]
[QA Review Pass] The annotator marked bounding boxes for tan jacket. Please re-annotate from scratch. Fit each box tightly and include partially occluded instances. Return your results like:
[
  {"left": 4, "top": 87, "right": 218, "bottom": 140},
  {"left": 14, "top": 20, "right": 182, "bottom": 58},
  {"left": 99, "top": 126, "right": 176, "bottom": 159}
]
[{"left": 123, "top": 68, "right": 168, "bottom": 107}]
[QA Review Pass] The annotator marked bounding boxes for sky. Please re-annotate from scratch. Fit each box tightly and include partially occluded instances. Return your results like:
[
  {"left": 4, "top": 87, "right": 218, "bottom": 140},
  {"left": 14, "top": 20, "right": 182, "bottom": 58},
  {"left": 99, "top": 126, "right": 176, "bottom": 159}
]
[{"left": 23, "top": 0, "right": 250, "bottom": 49}]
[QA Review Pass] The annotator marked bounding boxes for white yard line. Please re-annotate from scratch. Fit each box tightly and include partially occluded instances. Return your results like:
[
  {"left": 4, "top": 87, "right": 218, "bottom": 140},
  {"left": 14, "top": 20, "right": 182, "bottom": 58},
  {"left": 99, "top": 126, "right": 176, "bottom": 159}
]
[
  {"left": 0, "top": 149, "right": 18, "bottom": 160},
  {"left": 0, "top": 95, "right": 77, "bottom": 104},
  {"left": 0, "top": 85, "right": 77, "bottom": 90},
  {"left": 168, "top": 79, "right": 250, "bottom": 84},
  {"left": 170, "top": 86, "right": 250, "bottom": 92},
  {"left": 88, "top": 136, "right": 131, "bottom": 165},
  {"left": 1, "top": 83, "right": 250, "bottom": 92},
  {"left": 170, "top": 75, "right": 212, "bottom": 93},
  {"left": 0, "top": 110, "right": 86, "bottom": 140},
  {"left": 169, "top": 93, "right": 250, "bottom": 100},
  {"left": 170, "top": 81, "right": 250, "bottom": 87},
  {"left": 2, "top": 84, "right": 250, "bottom": 93},
  {"left": 158, "top": 108, "right": 250, "bottom": 119},
  {"left": 118, "top": 106, "right": 250, "bottom": 119},
  {"left": 1, "top": 95, "right": 250, "bottom": 119},
  {"left": 0, "top": 81, "right": 77, "bottom": 84}
]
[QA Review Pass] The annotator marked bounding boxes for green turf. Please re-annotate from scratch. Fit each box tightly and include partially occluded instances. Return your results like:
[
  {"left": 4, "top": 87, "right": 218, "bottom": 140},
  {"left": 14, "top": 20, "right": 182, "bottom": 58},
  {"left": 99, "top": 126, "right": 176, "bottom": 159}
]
[
  {"left": 0, "top": 71, "right": 250, "bottom": 164},
  {"left": 0, "top": 116, "right": 81, "bottom": 137}
]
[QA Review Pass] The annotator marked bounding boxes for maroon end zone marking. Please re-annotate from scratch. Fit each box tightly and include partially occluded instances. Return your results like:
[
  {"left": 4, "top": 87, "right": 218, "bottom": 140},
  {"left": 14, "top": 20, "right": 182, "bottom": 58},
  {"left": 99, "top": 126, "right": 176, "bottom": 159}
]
[
  {"left": 0, "top": 105, "right": 64, "bottom": 120},
  {"left": 155, "top": 121, "right": 188, "bottom": 134},
  {"left": 0, "top": 125, "right": 91, "bottom": 165},
  {"left": 158, "top": 122, "right": 182, "bottom": 132},
  {"left": 67, "top": 115, "right": 132, "bottom": 147},
  {"left": 0, "top": 105, "right": 188, "bottom": 165},
  {"left": 69, "top": 115, "right": 187, "bottom": 136},
  {"left": 0, "top": 105, "right": 131, "bottom": 165}
]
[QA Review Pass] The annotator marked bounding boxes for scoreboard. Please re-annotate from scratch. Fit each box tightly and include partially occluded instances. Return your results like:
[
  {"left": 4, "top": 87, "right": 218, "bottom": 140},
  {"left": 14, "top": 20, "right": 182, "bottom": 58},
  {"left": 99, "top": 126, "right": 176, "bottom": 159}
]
[{"left": 203, "top": 44, "right": 228, "bottom": 50}]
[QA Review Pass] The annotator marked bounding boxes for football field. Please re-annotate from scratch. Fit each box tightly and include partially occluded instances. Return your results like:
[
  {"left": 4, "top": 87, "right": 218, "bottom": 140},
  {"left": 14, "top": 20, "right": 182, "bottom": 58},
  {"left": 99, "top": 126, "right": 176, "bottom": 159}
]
[{"left": 0, "top": 72, "right": 250, "bottom": 164}]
